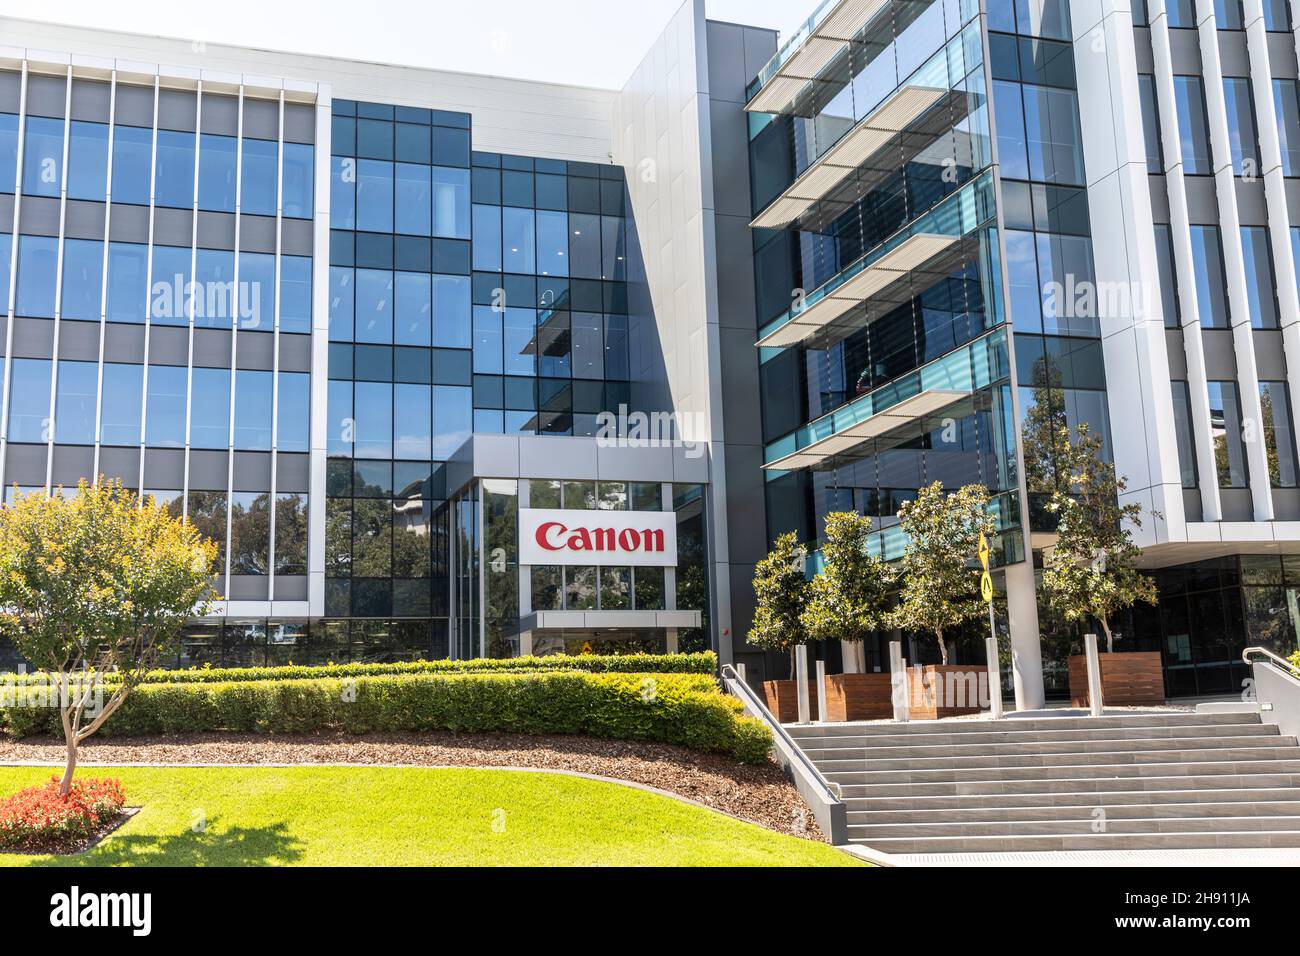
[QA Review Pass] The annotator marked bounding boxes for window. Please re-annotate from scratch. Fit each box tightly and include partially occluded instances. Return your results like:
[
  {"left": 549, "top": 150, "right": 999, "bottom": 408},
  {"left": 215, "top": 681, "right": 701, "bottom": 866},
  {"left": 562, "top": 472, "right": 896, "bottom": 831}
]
[
  {"left": 1240, "top": 227, "right": 1279, "bottom": 329},
  {"left": 1138, "top": 75, "right": 1163, "bottom": 173},
  {"left": 432, "top": 275, "right": 471, "bottom": 348},
  {"left": 145, "top": 364, "right": 187, "bottom": 447},
  {"left": 1222, "top": 77, "right": 1259, "bottom": 175},
  {"left": 155, "top": 129, "right": 196, "bottom": 208},
  {"left": 1260, "top": 381, "right": 1299, "bottom": 488},
  {"left": 229, "top": 492, "right": 270, "bottom": 575},
  {"left": 282, "top": 142, "right": 314, "bottom": 219},
  {"left": 274, "top": 493, "right": 309, "bottom": 574},
  {"left": 431, "top": 166, "right": 470, "bottom": 239},
  {"left": 502, "top": 207, "right": 535, "bottom": 274},
  {"left": 60, "top": 238, "right": 103, "bottom": 321},
  {"left": 1174, "top": 76, "right": 1212, "bottom": 175},
  {"left": 111, "top": 125, "right": 152, "bottom": 205},
  {"left": 1167, "top": 0, "right": 1196, "bottom": 27},
  {"left": 329, "top": 266, "right": 354, "bottom": 341},
  {"left": 1154, "top": 224, "right": 1180, "bottom": 327},
  {"left": 107, "top": 242, "right": 148, "bottom": 323},
  {"left": 277, "top": 371, "right": 310, "bottom": 452},
  {"left": 100, "top": 363, "right": 143, "bottom": 446},
  {"left": 354, "top": 381, "right": 392, "bottom": 459},
  {"left": 393, "top": 383, "right": 431, "bottom": 459},
  {"left": 1215, "top": 0, "right": 1245, "bottom": 28},
  {"left": 198, "top": 134, "right": 237, "bottom": 212},
  {"left": 189, "top": 367, "right": 231, "bottom": 449},
  {"left": 571, "top": 312, "right": 603, "bottom": 379},
  {"left": 1022, "top": 85, "right": 1085, "bottom": 185},
  {"left": 331, "top": 156, "right": 356, "bottom": 230},
  {"left": 0, "top": 112, "right": 17, "bottom": 193},
  {"left": 150, "top": 245, "right": 192, "bottom": 326},
  {"left": 280, "top": 255, "right": 312, "bottom": 334},
  {"left": 16, "top": 235, "right": 57, "bottom": 318},
  {"left": 503, "top": 309, "right": 536, "bottom": 376},
  {"left": 7, "top": 359, "right": 51, "bottom": 443},
  {"left": 67, "top": 121, "right": 109, "bottom": 201},
  {"left": 356, "top": 159, "right": 394, "bottom": 233},
  {"left": 193, "top": 248, "right": 235, "bottom": 328},
  {"left": 22, "top": 117, "right": 63, "bottom": 197},
  {"left": 1190, "top": 226, "right": 1230, "bottom": 327},
  {"left": 54, "top": 360, "right": 98, "bottom": 444},
  {"left": 240, "top": 138, "right": 278, "bottom": 216},
  {"left": 395, "top": 272, "right": 432, "bottom": 346},
  {"left": 1264, "top": 0, "right": 1292, "bottom": 30},
  {"left": 327, "top": 379, "right": 353, "bottom": 457},
  {"left": 472, "top": 204, "right": 501, "bottom": 271},
  {"left": 431, "top": 384, "right": 471, "bottom": 459},
  {"left": 395, "top": 163, "right": 431, "bottom": 235},
  {"left": 354, "top": 269, "right": 394, "bottom": 344},
  {"left": 233, "top": 369, "right": 273, "bottom": 450},
  {"left": 0, "top": 233, "right": 10, "bottom": 312},
  {"left": 1207, "top": 381, "right": 1249, "bottom": 488},
  {"left": 1275, "top": 80, "right": 1300, "bottom": 177},
  {"left": 239, "top": 251, "right": 275, "bottom": 331}
]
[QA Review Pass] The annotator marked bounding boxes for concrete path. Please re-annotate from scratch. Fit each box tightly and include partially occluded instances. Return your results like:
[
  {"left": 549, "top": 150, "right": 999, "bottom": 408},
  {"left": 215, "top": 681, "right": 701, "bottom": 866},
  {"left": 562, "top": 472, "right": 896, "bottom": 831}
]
[{"left": 844, "top": 846, "right": 1300, "bottom": 866}]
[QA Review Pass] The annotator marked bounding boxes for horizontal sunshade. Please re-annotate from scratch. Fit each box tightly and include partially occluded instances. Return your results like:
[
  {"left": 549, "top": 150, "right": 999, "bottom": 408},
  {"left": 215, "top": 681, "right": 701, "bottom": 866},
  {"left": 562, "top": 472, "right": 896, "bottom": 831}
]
[
  {"left": 755, "top": 232, "right": 961, "bottom": 350},
  {"left": 746, "top": 0, "right": 891, "bottom": 115},
  {"left": 764, "top": 389, "right": 971, "bottom": 471},
  {"left": 751, "top": 84, "right": 948, "bottom": 230}
]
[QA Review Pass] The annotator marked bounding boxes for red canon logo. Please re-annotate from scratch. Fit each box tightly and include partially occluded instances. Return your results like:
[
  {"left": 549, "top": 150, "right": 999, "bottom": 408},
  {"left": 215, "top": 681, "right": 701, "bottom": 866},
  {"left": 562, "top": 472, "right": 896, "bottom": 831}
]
[{"left": 535, "top": 522, "right": 666, "bottom": 554}]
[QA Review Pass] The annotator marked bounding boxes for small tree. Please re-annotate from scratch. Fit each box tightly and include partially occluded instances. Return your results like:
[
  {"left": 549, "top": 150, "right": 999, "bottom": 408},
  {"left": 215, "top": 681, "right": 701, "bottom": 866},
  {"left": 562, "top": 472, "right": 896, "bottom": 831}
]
[
  {"left": 747, "top": 531, "right": 810, "bottom": 674},
  {"left": 801, "top": 512, "right": 894, "bottom": 662},
  {"left": 892, "top": 481, "right": 994, "bottom": 665},
  {"left": 1042, "top": 423, "right": 1156, "bottom": 652},
  {"left": 0, "top": 480, "right": 217, "bottom": 794}
]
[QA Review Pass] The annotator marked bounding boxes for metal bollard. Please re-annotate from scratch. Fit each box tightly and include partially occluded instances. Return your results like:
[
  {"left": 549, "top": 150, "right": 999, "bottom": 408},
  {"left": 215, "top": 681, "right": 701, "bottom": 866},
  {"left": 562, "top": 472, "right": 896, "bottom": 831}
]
[
  {"left": 889, "top": 640, "right": 910, "bottom": 722},
  {"left": 1084, "top": 632, "right": 1104, "bottom": 717},
  {"left": 795, "top": 644, "right": 811, "bottom": 724},
  {"left": 815, "top": 659, "right": 827, "bottom": 724},
  {"left": 985, "top": 635, "right": 1003, "bottom": 720}
]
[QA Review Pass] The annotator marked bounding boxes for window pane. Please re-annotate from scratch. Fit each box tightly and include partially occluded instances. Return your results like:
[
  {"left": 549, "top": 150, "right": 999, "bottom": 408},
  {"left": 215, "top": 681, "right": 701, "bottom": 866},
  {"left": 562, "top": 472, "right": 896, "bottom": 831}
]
[
  {"left": 193, "top": 248, "right": 235, "bottom": 328},
  {"left": 60, "top": 238, "right": 103, "bottom": 321},
  {"left": 240, "top": 138, "right": 278, "bottom": 216},
  {"left": 145, "top": 364, "right": 187, "bottom": 447},
  {"left": 1174, "top": 76, "right": 1212, "bottom": 174},
  {"left": 1154, "top": 224, "right": 1180, "bottom": 327},
  {"left": 431, "top": 166, "right": 470, "bottom": 239},
  {"left": 111, "top": 125, "right": 152, "bottom": 205},
  {"left": 23, "top": 117, "right": 63, "bottom": 198},
  {"left": 0, "top": 112, "right": 18, "bottom": 193},
  {"left": 275, "top": 492, "right": 309, "bottom": 574},
  {"left": 155, "top": 129, "right": 195, "bottom": 208},
  {"left": 502, "top": 207, "right": 535, "bottom": 273},
  {"left": 1275, "top": 80, "right": 1300, "bottom": 177},
  {"left": 234, "top": 369, "right": 273, "bottom": 450},
  {"left": 150, "top": 245, "right": 192, "bottom": 326},
  {"left": 329, "top": 266, "right": 354, "bottom": 340},
  {"left": 1138, "top": 75, "right": 1162, "bottom": 173},
  {"left": 280, "top": 255, "right": 312, "bottom": 334},
  {"left": 431, "top": 384, "right": 470, "bottom": 459},
  {"left": 67, "top": 121, "right": 109, "bottom": 201},
  {"left": 473, "top": 306, "right": 503, "bottom": 374},
  {"left": 472, "top": 204, "right": 501, "bottom": 271},
  {"left": 1240, "top": 226, "right": 1278, "bottom": 329},
  {"left": 1170, "top": 381, "right": 1197, "bottom": 488},
  {"left": 100, "top": 362, "right": 143, "bottom": 446},
  {"left": 7, "top": 359, "right": 51, "bottom": 443},
  {"left": 187, "top": 490, "right": 227, "bottom": 572},
  {"left": 1190, "top": 226, "right": 1230, "bottom": 327},
  {"left": 229, "top": 492, "right": 270, "bottom": 575},
  {"left": 327, "top": 379, "right": 353, "bottom": 457},
  {"left": 277, "top": 371, "right": 310, "bottom": 452},
  {"left": 1260, "top": 381, "right": 1299, "bottom": 488},
  {"left": 239, "top": 251, "right": 275, "bottom": 331},
  {"left": 198, "top": 134, "right": 237, "bottom": 212},
  {"left": 356, "top": 159, "right": 394, "bottom": 232},
  {"left": 355, "top": 268, "right": 394, "bottom": 344},
  {"left": 600, "top": 566, "right": 630, "bottom": 609},
  {"left": 1207, "top": 380, "right": 1249, "bottom": 488},
  {"left": 432, "top": 274, "right": 471, "bottom": 348},
  {"left": 1222, "top": 77, "right": 1259, "bottom": 175},
  {"left": 282, "top": 142, "right": 314, "bottom": 219},
  {"left": 395, "top": 272, "right": 432, "bottom": 346},
  {"left": 189, "top": 367, "right": 231, "bottom": 449},
  {"left": 394, "top": 383, "right": 431, "bottom": 459},
  {"left": 54, "top": 360, "right": 98, "bottom": 445},
  {"left": 395, "top": 162, "right": 431, "bottom": 236},
  {"left": 16, "top": 235, "right": 57, "bottom": 318},
  {"left": 107, "top": 241, "right": 148, "bottom": 323},
  {"left": 331, "top": 156, "right": 356, "bottom": 229},
  {"left": 354, "top": 381, "right": 392, "bottom": 458}
]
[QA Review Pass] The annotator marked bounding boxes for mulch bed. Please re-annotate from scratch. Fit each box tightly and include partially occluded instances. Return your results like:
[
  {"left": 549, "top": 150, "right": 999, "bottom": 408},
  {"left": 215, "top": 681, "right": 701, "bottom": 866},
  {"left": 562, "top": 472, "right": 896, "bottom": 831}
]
[
  {"left": 1, "top": 807, "right": 138, "bottom": 856},
  {"left": 0, "top": 733, "right": 824, "bottom": 841}
]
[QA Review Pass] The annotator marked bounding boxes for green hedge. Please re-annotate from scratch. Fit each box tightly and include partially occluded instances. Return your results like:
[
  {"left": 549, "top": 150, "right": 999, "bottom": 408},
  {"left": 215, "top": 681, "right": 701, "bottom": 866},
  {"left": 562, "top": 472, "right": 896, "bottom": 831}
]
[
  {"left": 0, "top": 652, "right": 717, "bottom": 686},
  {"left": 0, "top": 671, "right": 771, "bottom": 764}
]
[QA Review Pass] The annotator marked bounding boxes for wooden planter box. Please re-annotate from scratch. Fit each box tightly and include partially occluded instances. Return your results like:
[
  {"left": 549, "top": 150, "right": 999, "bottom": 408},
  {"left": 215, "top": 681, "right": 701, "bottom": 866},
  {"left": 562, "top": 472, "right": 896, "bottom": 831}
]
[
  {"left": 908, "top": 665, "right": 986, "bottom": 719},
  {"left": 1068, "top": 651, "right": 1164, "bottom": 707},
  {"left": 763, "top": 680, "right": 820, "bottom": 723},
  {"left": 823, "top": 673, "right": 894, "bottom": 722}
]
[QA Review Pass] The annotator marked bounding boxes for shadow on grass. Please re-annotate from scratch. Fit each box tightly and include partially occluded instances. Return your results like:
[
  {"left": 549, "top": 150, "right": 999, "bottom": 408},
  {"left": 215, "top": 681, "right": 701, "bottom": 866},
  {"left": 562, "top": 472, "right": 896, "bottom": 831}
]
[{"left": 25, "top": 816, "right": 305, "bottom": 868}]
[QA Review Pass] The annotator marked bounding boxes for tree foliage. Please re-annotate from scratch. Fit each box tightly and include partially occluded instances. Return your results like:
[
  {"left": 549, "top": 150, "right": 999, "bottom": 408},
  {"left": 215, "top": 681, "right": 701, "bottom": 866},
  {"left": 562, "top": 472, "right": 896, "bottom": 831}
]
[
  {"left": 0, "top": 480, "right": 218, "bottom": 793},
  {"left": 891, "top": 482, "right": 994, "bottom": 665},
  {"left": 747, "top": 531, "right": 809, "bottom": 670},
  {"left": 1041, "top": 423, "right": 1157, "bottom": 652},
  {"left": 801, "top": 512, "right": 894, "bottom": 647}
]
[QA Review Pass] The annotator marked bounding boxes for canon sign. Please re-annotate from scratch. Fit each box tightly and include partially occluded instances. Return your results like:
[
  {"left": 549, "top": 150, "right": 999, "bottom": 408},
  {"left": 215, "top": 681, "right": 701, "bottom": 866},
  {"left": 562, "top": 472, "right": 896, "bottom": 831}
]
[{"left": 518, "top": 509, "right": 678, "bottom": 567}]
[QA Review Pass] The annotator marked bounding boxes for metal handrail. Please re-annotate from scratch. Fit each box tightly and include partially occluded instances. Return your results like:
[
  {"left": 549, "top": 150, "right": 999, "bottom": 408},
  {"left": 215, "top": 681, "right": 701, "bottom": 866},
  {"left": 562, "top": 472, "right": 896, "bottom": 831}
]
[
  {"left": 719, "top": 664, "right": 842, "bottom": 802},
  {"left": 1243, "top": 646, "right": 1300, "bottom": 678}
]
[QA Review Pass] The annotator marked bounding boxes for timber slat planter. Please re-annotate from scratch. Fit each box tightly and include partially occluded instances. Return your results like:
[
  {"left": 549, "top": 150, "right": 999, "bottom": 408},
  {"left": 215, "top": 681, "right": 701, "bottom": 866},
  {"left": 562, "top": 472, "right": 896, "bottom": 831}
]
[
  {"left": 823, "top": 673, "right": 894, "bottom": 721},
  {"left": 763, "top": 680, "right": 820, "bottom": 722},
  {"left": 908, "top": 665, "right": 985, "bottom": 719},
  {"left": 1068, "top": 651, "right": 1164, "bottom": 707}
]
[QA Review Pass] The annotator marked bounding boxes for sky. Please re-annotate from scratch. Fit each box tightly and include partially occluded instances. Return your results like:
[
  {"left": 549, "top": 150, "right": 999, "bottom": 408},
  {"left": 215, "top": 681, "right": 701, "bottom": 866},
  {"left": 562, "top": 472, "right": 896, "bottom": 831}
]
[{"left": 0, "top": 0, "right": 814, "bottom": 89}]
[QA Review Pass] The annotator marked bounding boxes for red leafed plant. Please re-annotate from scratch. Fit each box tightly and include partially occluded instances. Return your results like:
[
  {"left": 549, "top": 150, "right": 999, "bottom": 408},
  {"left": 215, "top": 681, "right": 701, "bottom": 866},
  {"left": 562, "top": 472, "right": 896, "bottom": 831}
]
[{"left": 0, "top": 777, "right": 126, "bottom": 851}]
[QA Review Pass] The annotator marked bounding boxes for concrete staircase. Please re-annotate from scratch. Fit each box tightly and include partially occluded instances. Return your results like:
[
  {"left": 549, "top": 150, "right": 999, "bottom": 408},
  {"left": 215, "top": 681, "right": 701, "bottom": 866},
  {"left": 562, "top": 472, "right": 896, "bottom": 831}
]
[{"left": 786, "top": 712, "right": 1300, "bottom": 854}]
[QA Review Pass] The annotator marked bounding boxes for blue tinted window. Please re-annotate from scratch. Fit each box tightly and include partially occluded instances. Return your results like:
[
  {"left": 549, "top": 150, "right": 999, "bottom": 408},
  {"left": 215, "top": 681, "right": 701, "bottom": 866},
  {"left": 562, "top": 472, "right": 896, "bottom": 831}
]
[
  {"left": 7, "top": 358, "right": 51, "bottom": 443},
  {"left": 55, "top": 360, "right": 98, "bottom": 444},
  {"left": 432, "top": 126, "right": 470, "bottom": 167},
  {"left": 431, "top": 384, "right": 471, "bottom": 459},
  {"left": 1207, "top": 380, "right": 1248, "bottom": 487},
  {"left": 502, "top": 207, "right": 535, "bottom": 274},
  {"left": 394, "top": 383, "right": 431, "bottom": 459},
  {"left": 395, "top": 163, "right": 431, "bottom": 236},
  {"left": 0, "top": 113, "right": 17, "bottom": 193},
  {"left": 432, "top": 274, "right": 471, "bottom": 348},
  {"left": 1174, "top": 76, "right": 1212, "bottom": 174},
  {"left": 1275, "top": 80, "right": 1300, "bottom": 177},
  {"left": 99, "top": 362, "right": 143, "bottom": 445},
  {"left": 241, "top": 138, "right": 278, "bottom": 216},
  {"left": 155, "top": 129, "right": 195, "bottom": 208},
  {"left": 198, "top": 134, "right": 237, "bottom": 212},
  {"left": 1264, "top": 0, "right": 1292, "bottom": 30},
  {"left": 1191, "top": 226, "right": 1230, "bottom": 327},
  {"left": 1222, "top": 77, "right": 1259, "bottom": 175},
  {"left": 536, "top": 210, "right": 568, "bottom": 277},
  {"left": 329, "top": 266, "right": 354, "bottom": 340},
  {"left": 605, "top": 314, "right": 629, "bottom": 379},
  {"left": 239, "top": 251, "right": 275, "bottom": 331},
  {"left": 282, "top": 142, "right": 314, "bottom": 218},
  {"left": 16, "top": 235, "right": 57, "bottom": 317},
  {"left": 22, "top": 117, "right": 63, "bottom": 197},
  {"left": 107, "top": 241, "right": 148, "bottom": 323},
  {"left": 111, "top": 124, "right": 152, "bottom": 205},
  {"left": 1241, "top": 226, "right": 1278, "bottom": 329},
  {"left": 354, "top": 381, "right": 392, "bottom": 458},
  {"left": 1215, "top": 0, "right": 1244, "bottom": 29},
  {"left": 395, "top": 271, "right": 432, "bottom": 346},
  {"left": 357, "top": 159, "right": 393, "bottom": 232},
  {"left": 1167, "top": 0, "right": 1195, "bottom": 27},
  {"left": 1260, "top": 381, "right": 1298, "bottom": 487},
  {"left": 193, "top": 248, "right": 235, "bottom": 328},
  {"left": 150, "top": 245, "right": 192, "bottom": 326},
  {"left": 472, "top": 204, "right": 501, "bottom": 271},
  {"left": 67, "top": 121, "right": 109, "bottom": 201},
  {"left": 432, "top": 166, "right": 470, "bottom": 239},
  {"left": 189, "top": 367, "right": 230, "bottom": 449},
  {"left": 472, "top": 306, "right": 502, "bottom": 374},
  {"left": 1154, "top": 224, "right": 1180, "bottom": 328},
  {"left": 234, "top": 369, "right": 273, "bottom": 450},
  {"left": 0, "top": 233, "right": 10, "bottom": 306},
  {"left": 331, "top": 156, "right": 355, "bottom": 230},
  {"left": 280, "top": 255, "right": 312, "bottom": 334},
  {"left": 327, "top": 379, "right": 352, "bottom": 456},
  {"left": 1023, "top": 85, "right": 1084, "bottom": 185},
  {"left": 60, "top": 238, "right": 103, "bottom": 321},
  {"left": 504, "top": 308, "right": 536, "bottom": 376},
  {"left": 145, "top": 364, "right": 187, "bottom": 447},
  {"left": 1138, "top": 75, "right": 1162, "bottom": 173},
  {"left": 355, "top": 269, "right": 394, "bottom": 344},
  {"left": 277, "top": 371, "right": 310, "bottom": 452}
]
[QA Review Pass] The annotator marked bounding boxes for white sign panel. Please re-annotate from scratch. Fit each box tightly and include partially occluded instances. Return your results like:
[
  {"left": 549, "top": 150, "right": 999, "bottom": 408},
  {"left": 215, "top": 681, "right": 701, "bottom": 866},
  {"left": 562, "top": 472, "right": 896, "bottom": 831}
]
[{"left": 518, "top": 508, "right": 678, "bottom": 567}]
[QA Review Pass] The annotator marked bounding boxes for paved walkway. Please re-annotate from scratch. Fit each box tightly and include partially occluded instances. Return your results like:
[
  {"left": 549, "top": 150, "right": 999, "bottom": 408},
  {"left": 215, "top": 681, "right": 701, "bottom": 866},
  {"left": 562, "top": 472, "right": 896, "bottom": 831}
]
[{"left": 846, "top": 847, "right": 1300, "bottom": 867}]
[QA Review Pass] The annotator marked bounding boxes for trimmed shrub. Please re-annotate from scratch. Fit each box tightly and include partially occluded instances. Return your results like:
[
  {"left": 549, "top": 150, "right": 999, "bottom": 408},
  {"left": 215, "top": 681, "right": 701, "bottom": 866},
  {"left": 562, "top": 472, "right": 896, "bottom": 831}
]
[
  {"left": 0, "top": 672, "right": 772, "bottom": 764},
  {"left": 0, "top": 777, "right": 126, "bottom": 851},
  {"left": 0, "top": 652, "right": 717, "bottom": 687}
]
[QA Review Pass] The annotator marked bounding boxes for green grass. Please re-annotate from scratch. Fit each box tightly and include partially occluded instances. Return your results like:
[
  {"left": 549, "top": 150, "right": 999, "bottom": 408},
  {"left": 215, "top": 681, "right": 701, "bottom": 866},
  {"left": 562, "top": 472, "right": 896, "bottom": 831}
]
[{"left": 0, "top": 766, "right": 861, "bottom": 867}]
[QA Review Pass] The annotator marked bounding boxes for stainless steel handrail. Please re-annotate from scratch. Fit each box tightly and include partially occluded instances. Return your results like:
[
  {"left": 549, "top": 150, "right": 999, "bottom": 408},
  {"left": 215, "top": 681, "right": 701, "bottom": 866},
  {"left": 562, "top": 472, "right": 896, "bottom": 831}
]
[
  {"left": 1243, "top": 646, "right": 1300, "bottom": 678},
  {"left": 719, "top": 663, "right": 842, "bottom": 802}
]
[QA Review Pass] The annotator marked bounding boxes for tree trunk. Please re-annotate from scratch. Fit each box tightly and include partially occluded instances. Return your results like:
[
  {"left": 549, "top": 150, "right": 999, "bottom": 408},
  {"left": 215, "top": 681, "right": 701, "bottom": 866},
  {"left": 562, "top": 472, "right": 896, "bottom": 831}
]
[
  {"left": 59, "top": 709, "right": 77, "bottom": 797},
  {"left": 1100, "top": 618, "right": 1114, "bottom": 653},
  {"left": 936, "top": 630, "right": 948, "bottom": 665}
]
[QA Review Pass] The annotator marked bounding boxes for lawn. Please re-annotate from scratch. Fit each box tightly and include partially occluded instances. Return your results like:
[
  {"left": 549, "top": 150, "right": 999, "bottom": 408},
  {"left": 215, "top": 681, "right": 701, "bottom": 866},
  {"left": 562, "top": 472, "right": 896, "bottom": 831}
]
[{"left": 0, "top": 766, "right": 861, "bottom": 867}]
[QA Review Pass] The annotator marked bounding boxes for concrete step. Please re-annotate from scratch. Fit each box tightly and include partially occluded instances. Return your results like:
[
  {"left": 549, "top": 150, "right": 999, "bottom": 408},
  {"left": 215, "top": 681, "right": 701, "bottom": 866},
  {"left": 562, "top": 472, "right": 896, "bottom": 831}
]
[
  {"left": 801, "top": 734, "right": 1294, "bottom": 762},
  {"left": 850, "top": 815, "right": 1300, "bottom": 838},
  {"left": 839, "top": 786, "right": 1300, "bottom": 812},
  {"left": 815, "top": 745, "right": 1300, "bottom": 774},
  {"left": 785, "top": 712, "right": 1263, "bottom": 738},
  {"left": 846, "top": 803, "right": 1300, "bottom": 827},
  {"left": 852, "top": 830, "right": 1300, "bottom": 853},
  {"left": 823, "top": 756, "right": 1300, "bottom": 783},
  {"left": 792, "top": 724, "right": 1282, "bottom": 750},
  {"left": 834, "top": 770, "right": 1300, "bottom": 798}
]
